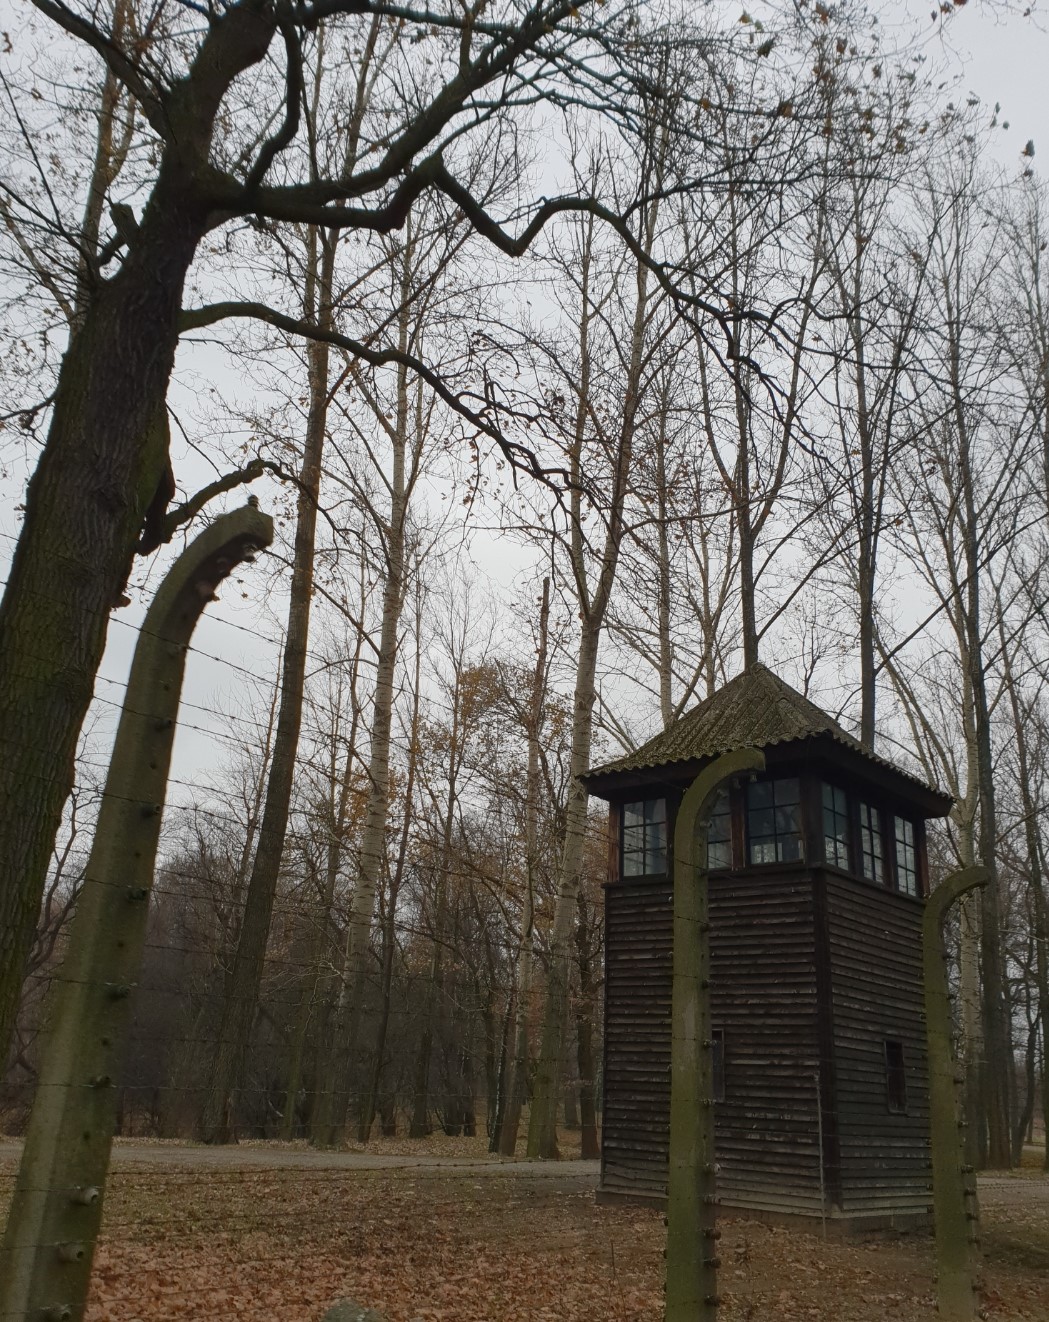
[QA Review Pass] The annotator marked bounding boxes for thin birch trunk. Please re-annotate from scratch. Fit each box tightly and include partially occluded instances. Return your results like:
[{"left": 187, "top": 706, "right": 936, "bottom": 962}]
[
  {"left": 358, "top": 591, "right": 422, "bottom": 1143},
  {"left": 998, "top": 608, "right": 1049, "bottom": 1168},
  {"left": 200, "top": 224, "right": 336, "bottom": 1143},
  {"left": 311, "top": 241, "right": 416, "bottom": 1146},
  {"left": 528, "top": 195, "right": 656, "bottom": 1157},
  {"left": 497, "top": 577, "right": 550, "bottom": 1156}
]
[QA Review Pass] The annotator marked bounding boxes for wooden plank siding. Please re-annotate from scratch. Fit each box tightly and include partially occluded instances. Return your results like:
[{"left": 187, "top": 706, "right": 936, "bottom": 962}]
[
  {"left": 601, "top": 870, "right": 826, "bottom": 1215},
  {"left": 822, "top": 872, "right": 933, "bottom": 1216},
  {"left": 602, "top": 878, "right": 672, "bottom": 1198}
]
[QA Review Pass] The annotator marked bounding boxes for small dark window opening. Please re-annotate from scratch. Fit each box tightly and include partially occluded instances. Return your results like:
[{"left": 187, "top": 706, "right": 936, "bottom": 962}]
[
  {"left": 711, "top": 1029, "right": 726, "bottom": 1102},
  {"left": 885, "top": 1039, "right": 907, "bottom": 1114},
  {"left": 747, "top": 777, "right": 803, "bottom": 864},
  {"left": 706, "top": 788, "right": 732, "bottom": 869},
  {"left": 822, "top": 783, "right": 850, "bottom": 869},
  {"left": 622, "top": 798, "right": 668, "bottom": 877}
]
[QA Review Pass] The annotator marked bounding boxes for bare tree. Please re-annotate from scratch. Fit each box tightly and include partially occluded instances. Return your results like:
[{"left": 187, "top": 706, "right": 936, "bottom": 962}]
[{"left": 0, "top": 0, "right": 652, "bottom": 1062}]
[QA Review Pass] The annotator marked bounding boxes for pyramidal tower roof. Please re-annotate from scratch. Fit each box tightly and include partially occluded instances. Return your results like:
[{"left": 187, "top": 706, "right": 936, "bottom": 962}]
[{"left": 585, "top": 663, "right": 947, "bottom": 808}]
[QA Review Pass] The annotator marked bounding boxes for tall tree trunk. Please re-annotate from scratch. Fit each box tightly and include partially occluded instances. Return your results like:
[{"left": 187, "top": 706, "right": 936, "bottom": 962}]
[
  {"left": 574, "top": 888, "right": 600, "bottom": 1160},
  {"left": 998, "top": 609, "right": 1049, "bottom": 1169},
  {"left": 358, "top": 594, "right": 422, "bottom": 1143},
  {"left": 279, "top": 980, "right": 313, "bottom": 1141},
  {"left": 527, "top": 622, "right": 602, "bottom": 1159},
  {"left": 528, "top": 197, "right": 652, "bottom": 1158},
  {"left": 409, "top": 724, "right": 461, "bottom": 1138},
  {"left": 497, "top": 577, "right": 550, "bottom": 1156},
  {"left": 200, "top": 227, "right": 335, "bottom": 1143},
  {"left": 956, "top": 450, "right": 1011, "bottom": 1167},
  {"left": 0, "top": 0, "right": 275, "bottom": 1070},
  {"left": 311, "top": 261, "right": 416, "bottom": 1145},
  {"left": 281, "top": 658, "right": 364, "bottom": 1141}
]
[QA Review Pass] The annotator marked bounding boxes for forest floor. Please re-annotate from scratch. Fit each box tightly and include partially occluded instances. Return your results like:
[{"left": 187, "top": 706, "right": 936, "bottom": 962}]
[{"left": 1, "top": 1134, "right": 1047, "bottom": 1321}]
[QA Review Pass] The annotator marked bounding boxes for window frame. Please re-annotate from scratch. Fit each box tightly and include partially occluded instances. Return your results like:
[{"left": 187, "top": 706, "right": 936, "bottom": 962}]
[
  {"left": 892, "top": 815, "right": 918, "bottom": 897},
  {"left": 884, "top": 1038, "right": 908, "bottom": 1114},
  {"left": 620, "top": 796, "right": 669, "bottom": 878},
  {"left": 857, "top": 799, "right": 886, "bottom": 886},
  {"left": 706, "top": 786, "right": 733, "bottom": 871},
  {"left": 745, "top": 776, "right": 804, "bottom": 866},
  {"left": 821, "top": 781, "right": 852, "bottom": 872}
]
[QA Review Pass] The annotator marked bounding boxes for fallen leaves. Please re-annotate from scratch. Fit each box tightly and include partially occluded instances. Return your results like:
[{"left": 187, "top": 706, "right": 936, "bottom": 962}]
[{"left": 2, "top": 1141, "right": 1048, "bottom": 1321}]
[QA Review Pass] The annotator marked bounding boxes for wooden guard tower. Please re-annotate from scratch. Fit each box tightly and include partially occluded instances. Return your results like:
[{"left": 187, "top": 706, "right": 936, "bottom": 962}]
[{"left": 583, "top": 664, "right": 952, "bottom": 1229}]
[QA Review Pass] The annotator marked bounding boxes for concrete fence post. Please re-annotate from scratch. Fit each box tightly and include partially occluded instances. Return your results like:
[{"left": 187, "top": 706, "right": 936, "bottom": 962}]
[
  {"left": 924, "top": 864, "right": 990, "bottom": 1322},
  {"left": 665, "top": 747, "right": 764, "bottom": 1322},
  {"left": 0, "top": 503, "right": 273, "bottom": 1322}
]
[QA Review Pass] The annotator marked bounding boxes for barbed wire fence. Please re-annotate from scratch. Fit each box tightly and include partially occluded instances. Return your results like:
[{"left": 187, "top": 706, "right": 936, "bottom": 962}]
[{"left": 0, "top": 537, "right": 604, "bottom": 1317}]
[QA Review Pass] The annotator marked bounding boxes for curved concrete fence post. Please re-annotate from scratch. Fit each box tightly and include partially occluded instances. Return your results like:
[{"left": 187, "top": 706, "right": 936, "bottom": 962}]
[
  {"left": 0, "top": 503, "right": 273, "bottom": 1322},
  {"left": 665, "top": 746, "right": 765, "bottom": 1322},
  {"left": 924, "top": 864, "right": 990, "bottom": 1322}
]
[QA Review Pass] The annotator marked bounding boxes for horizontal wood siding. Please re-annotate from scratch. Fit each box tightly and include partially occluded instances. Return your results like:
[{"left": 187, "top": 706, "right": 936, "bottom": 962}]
[
  {"left": 710, "top": 871, "right": 823, "bottom": 1214},
  {"left": 823, "top": 873, "right": 932, "bottom": 1215},
  {"left": 602, "top": 878, "right": 672, "bottom": 1197},
  {"left": 602, "top": 871, "right": 824, "bottom": 1214}
]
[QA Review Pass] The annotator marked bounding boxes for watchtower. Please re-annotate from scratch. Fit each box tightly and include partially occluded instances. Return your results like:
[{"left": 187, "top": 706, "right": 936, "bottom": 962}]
[{"left": 584, "top": 664, "right": 952, "bottom": 1229}]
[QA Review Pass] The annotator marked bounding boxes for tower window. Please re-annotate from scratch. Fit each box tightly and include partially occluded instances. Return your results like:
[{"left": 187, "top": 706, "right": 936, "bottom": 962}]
[
  {"left": 706, "top": 788, "right": 732, "bottom": 869},
  {"left": 747, "top": 777, "right": 802, "bottom": 864},
  {"left": 822, "top": 783, "right": 850, "bottom": 869},
  {"left": 894, "top": 817, "right": 918, "bottom": 895},
  {"left": 884, "top": 1039, "right": 907, "bottom": 1113},
  {"left": 859, "top": 802, "right": 884, "bottom": 884},
  {"left": 622, "top": 798, "right": 668, "bottom": 876}
]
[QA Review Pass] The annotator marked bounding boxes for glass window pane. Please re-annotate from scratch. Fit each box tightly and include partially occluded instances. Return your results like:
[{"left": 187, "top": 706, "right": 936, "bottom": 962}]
[
  {"left": 621, "top": 798, "right": 668, "bottom": 878},
  {"left": 775, "top": 804, "right": 800, "bottom": 834},
  {"left": 706, "top": 789, "right": 731, "bottom": 869},
  {"left": 747, "top": 779, "right": 804, "bottom": 865},
  {"left": 622, "top": 823, "right": 643, "bottom": 850},
  {"left": 645, "top": 798, "right": 666, "bottom": 825},
  {"left": 647, "top": 818, "right": 668, "bottom": 874},
  {"left": 859, "top": 802, "right": 883, "bottom": 882},
  {"left": 646, "top": 845, "right": 667, "bottom": 874},
  {"left": 775, "top": 778, "right": 800, "bottom": 805},
  {"left": 708, "top": 840, "right": 731, "bottom": 869},
  {"left": 893, "top": 816, "right": 917, "bottom": 894}
]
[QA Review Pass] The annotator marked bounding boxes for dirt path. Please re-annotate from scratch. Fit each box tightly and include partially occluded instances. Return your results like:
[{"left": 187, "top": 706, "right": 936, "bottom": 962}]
[{"left": 0, "top": 1137, "right": 597, "bottom": 1183}]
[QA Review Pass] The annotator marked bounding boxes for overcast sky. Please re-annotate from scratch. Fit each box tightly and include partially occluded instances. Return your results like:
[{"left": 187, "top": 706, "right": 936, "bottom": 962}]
[{"left": 6, "top": 0, "right": 1049, "bottom": 826}]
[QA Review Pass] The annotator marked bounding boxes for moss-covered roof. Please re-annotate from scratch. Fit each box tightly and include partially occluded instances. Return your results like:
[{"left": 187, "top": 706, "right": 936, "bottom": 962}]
[{"left": 584, "top": 663, "right": 945, "bottom": 805}]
